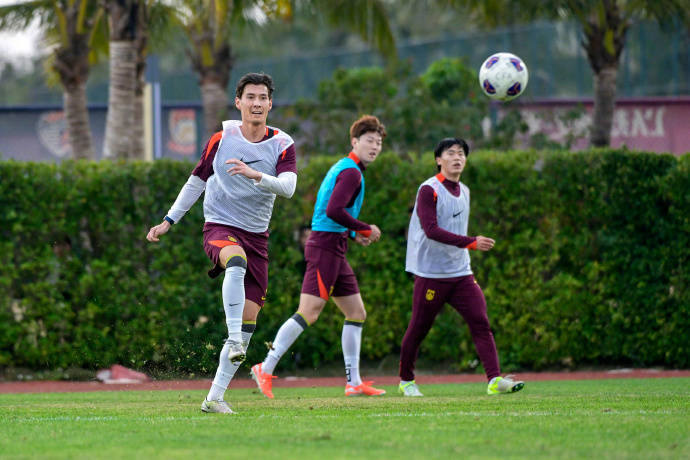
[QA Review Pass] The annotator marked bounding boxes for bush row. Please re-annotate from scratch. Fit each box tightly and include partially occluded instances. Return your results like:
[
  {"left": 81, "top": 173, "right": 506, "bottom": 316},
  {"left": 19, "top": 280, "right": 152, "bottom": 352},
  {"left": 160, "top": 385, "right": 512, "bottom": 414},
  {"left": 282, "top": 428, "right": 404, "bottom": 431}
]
[{"left": 1, "top": 149, "right": 687, "bottom": 375}]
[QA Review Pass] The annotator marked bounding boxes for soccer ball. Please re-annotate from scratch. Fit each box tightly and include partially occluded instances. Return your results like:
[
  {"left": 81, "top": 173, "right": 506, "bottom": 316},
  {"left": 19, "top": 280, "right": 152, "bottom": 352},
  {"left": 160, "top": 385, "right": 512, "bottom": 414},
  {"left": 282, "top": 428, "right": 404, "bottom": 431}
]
[{"left": 478, "top": 52, "right": 529, "bottom": 101}]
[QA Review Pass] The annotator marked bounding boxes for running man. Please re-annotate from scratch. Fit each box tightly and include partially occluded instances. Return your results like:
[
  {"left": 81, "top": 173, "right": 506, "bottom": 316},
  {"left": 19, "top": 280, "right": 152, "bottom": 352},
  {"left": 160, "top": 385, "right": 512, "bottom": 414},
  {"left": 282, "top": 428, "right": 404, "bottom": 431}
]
[
  {"left": 399, "top": 137, "right": 524, "bottom": 397},
  {"left": 146, "top": 73, "right": 297, "bottom": 414},
  {"left": 251, "top": 115, "right": 387, "bottom": 398}
]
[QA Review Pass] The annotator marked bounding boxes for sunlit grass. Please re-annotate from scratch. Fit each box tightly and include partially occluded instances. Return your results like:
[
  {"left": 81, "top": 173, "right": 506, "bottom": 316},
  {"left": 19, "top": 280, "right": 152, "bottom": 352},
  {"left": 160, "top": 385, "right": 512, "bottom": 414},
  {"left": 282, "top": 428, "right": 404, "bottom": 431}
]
[{"left": 1, "top": 378, "right": 688, "bottom": 459}]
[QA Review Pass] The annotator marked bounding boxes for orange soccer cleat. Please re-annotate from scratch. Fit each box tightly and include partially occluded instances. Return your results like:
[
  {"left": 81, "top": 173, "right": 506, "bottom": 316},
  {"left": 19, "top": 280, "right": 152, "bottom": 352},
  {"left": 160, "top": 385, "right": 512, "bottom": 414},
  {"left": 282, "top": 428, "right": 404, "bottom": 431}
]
[
  {"left": 344, "top": 380, "right": 386, "bottom": 397},
  {"left": 250, "top": 363, "right": 277, "bottom": 399}
]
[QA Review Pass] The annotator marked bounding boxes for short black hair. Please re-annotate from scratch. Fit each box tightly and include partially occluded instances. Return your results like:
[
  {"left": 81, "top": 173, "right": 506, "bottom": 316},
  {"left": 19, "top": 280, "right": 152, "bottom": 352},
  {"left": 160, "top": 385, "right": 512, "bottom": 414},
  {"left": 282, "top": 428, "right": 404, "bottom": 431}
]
[
  {"left": 434, "top": 137, "right": 469, "bottom": 171},
  {"left": 235, "top": 73, "right": 275, "bottom": 99}
]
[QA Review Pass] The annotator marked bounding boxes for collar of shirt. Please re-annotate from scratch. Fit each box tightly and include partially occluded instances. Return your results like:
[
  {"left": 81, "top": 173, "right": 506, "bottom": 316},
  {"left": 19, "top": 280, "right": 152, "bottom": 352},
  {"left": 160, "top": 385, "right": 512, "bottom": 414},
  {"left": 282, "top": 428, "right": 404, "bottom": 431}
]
[
  {"left": 348, "top": 151, "right": 366, "bottom": 172},
  {"left": 435, "top": 172, "right": 460, "bottom": 196}
]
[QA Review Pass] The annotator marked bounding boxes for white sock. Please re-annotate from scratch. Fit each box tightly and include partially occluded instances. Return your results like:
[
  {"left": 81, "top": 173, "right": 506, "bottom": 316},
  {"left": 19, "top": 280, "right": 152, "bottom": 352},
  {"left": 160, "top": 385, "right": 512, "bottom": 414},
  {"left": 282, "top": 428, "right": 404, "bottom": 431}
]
[
  {"left": 342, "top": 321, "right": 363, "bottom": 386},
  {"left": 262, "top": 314, "right": 308, "bottom": 375},
  {"left": 223, "top": 257, "right": 246, "bottom": 343},
  {"left": 207, "top": 326, "right": 255, "bottom": 401}
]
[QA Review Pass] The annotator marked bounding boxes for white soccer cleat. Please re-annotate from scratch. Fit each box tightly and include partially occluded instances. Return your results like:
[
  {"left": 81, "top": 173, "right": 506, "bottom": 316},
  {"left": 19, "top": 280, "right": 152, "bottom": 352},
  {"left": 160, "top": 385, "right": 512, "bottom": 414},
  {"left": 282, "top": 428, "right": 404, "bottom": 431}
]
[
  {"left": 487, "top": 374, "right": 525, "bottom": 395},
  {"left": 398, "top": 381, "right": 424, "bottom": 397},
  {"left": 200, "top": 398, "right": 235, "bottom": 414},
  {"left": 226, "top": 339, "right": 246, "bottom": 364}
]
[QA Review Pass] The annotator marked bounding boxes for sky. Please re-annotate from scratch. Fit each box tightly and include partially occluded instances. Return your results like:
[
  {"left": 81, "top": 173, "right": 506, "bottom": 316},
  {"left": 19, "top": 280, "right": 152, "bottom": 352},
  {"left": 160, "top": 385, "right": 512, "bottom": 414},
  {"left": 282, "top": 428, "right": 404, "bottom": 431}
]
[{"left": 0, "top": 0, "right": 41, "bottom": 64}]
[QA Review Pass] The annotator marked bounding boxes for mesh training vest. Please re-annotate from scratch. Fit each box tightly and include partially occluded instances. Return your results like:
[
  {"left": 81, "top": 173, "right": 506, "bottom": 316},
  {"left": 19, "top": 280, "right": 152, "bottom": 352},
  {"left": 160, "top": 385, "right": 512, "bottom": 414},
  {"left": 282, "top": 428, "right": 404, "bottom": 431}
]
[
  {"left": 311, "top": 155, "right": 364, "bottom": 233},
  {"left": 204, "top": 120, "right": 295, "bottom": 232},
  {"left": 405, "top": 175, "right": 473, "bottom": 278}
]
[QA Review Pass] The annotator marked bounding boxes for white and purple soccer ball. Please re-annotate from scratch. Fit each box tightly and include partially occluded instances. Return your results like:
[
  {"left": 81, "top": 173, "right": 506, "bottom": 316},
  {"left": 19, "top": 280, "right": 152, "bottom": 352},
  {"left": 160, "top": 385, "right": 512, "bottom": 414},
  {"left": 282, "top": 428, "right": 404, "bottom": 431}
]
[{"left": 478, "top": 52, "right": 529, "bottom": 101}]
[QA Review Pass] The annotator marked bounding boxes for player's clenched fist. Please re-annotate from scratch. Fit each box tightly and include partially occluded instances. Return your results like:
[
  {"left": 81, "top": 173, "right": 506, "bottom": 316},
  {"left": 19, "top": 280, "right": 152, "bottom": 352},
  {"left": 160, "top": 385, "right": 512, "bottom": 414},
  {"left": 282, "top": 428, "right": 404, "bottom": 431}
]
[
  {"left": 146, "top": 220, "right": 171, "bottom": 242},
  {"left": 226, "top": 158, "right": 262, "bottom": 181},
  {"left": 354, "top": 234, "right": 371, "bottom": 246},
  {"left": 368, "top": 224, "right": 381, "bottom": 242},
  {"left": 475, "top": 235, "right": 495, "bottom": 251}
]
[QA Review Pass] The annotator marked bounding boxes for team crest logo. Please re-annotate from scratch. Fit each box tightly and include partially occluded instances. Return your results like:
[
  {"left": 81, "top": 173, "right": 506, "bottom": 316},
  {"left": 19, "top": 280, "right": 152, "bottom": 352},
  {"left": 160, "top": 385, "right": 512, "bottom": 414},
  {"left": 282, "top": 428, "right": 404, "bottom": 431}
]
[
  {"left": 37, "top": 111, "right": 72, "bottom": 158},
  {"left": 425, "top": 289, "right": 435, "bottom": 301},
  {"left": 167, "top": 109, "right": 197, "bottom": 155}
]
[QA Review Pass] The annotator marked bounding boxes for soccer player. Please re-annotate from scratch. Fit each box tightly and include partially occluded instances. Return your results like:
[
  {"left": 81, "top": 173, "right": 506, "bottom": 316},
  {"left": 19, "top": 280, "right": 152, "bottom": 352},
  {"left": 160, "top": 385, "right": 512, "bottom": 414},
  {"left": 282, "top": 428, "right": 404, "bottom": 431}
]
[
  {"left": 398, "top": 137, "right": 524, "bottom": 397},
  {"left": 250, "top": 115, "right": 387, "bottom": 398},
  {"left": 146, "top": 73, "right": 297, "bottom": 414}
]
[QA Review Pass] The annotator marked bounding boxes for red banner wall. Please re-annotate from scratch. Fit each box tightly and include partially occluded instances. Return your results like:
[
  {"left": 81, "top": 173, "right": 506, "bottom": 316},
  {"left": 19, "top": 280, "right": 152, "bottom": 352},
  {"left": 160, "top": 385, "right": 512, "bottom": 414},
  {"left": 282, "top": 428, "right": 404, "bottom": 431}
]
[{"left": 517, "top": 97, "right": 690, "bottom": 156}]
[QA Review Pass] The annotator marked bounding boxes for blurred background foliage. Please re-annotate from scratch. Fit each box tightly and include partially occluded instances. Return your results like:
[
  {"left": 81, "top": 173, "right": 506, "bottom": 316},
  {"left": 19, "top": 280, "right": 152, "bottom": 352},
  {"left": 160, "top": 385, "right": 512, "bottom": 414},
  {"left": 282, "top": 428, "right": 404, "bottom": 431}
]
[
  {"left": 278, "top": 57, "right": 536, "bottom": 157},
  {"left": 1, "top": 150, "right": 687, "bottom": 376}
]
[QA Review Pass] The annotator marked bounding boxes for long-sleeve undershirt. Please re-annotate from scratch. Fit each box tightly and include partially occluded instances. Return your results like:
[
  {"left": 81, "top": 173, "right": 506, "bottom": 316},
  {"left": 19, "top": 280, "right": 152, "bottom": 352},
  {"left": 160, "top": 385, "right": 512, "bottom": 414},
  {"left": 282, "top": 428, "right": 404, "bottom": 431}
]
[
  {"left": 325, "top": 167, "right": 371, "bottom": 233},
  {"left": 416, "top": 179, "right": 476, "bottom": 248}
]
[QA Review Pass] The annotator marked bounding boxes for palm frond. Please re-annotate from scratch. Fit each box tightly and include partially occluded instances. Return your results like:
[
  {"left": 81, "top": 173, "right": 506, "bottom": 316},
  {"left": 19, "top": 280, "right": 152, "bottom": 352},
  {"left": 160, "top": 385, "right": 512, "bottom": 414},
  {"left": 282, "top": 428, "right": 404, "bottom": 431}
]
[
  {"left": 308, "top": 0, "right": 396, "bottom": 58},
  {"left": 0, "top": 0, "right": 52, "bottom": 30}
]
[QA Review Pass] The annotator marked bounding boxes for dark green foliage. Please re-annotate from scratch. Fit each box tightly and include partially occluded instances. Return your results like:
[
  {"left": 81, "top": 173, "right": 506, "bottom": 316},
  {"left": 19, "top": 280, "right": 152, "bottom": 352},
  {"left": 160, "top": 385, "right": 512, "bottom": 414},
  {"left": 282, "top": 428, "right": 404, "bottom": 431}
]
[
  {"left": 286, "top": 58, "right": 530, "bottom": 157},
  {"left": 1, "top": 150, "right": 687, "bottom": 374}
]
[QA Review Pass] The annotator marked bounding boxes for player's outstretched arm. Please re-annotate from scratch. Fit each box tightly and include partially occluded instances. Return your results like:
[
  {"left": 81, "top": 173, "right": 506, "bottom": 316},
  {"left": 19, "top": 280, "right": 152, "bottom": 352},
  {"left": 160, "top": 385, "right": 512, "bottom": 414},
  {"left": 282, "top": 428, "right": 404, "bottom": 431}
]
[
  {"left": 147, "top": 172, "right": 207, "bottom": 243},
  {"left": 147, "top": 220, "right": 171, "bottom": 242}
]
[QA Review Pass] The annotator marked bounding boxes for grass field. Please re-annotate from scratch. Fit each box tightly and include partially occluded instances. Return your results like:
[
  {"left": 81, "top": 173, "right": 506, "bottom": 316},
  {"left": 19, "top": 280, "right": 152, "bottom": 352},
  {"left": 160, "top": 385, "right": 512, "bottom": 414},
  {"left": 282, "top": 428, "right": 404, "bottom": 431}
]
[{"left": 1, "top": 378, "right": 688, "bottom": 459}]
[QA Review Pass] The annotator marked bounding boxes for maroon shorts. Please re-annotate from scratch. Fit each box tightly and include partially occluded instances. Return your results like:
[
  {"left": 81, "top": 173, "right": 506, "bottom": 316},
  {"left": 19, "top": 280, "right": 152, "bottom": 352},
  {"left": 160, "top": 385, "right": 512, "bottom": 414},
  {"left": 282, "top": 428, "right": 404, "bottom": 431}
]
[
  {"left": 301, "top": 244, "right": 359, "bottom": 300},
  {"left": 203, "top": 222, "right": 269, "bottom": 307}
]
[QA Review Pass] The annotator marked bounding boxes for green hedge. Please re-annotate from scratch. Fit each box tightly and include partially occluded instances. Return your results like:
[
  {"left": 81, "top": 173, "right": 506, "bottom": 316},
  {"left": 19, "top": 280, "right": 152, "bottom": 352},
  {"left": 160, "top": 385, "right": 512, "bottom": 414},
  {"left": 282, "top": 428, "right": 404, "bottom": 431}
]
[{"left": 1, "top": 150, "right": 688, "bottom": 375}]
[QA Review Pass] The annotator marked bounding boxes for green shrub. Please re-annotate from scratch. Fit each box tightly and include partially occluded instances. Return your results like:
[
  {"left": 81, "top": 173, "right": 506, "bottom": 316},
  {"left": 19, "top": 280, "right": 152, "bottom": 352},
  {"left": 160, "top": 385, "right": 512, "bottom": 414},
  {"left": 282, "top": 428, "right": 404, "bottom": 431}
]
[
  {"left": 284, "top": 58, "right": 532, "bottom": 157},
  {"left": 0, "top": 150, "right": 687, "bottom": 374}
]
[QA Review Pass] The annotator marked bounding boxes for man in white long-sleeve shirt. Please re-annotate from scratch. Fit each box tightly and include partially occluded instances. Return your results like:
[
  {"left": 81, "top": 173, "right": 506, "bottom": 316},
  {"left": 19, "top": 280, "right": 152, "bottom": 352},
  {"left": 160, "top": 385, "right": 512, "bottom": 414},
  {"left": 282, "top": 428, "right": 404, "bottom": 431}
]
[{"left": 146, "top": 73, "right": 297, "bottom": 414}]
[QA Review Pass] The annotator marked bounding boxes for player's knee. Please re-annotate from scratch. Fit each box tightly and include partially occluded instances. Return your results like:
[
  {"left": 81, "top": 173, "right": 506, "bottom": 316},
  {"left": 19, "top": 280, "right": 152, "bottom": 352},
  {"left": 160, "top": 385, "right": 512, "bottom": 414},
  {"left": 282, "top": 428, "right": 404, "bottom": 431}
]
[
  {"left": 220, "top": 246, "right": 247, "bottom": 268},
  {"left": 350, "top": 308, "right": 366, "bottom": 322},
  {"left": 301, "top": 309, "right": 320, "bottom": 325},
  {"left": 297, "top": 305, "right": 323, "bottom": 325},
  {"left": 225, "top": 254, "right": 247, "bottom": 269}
]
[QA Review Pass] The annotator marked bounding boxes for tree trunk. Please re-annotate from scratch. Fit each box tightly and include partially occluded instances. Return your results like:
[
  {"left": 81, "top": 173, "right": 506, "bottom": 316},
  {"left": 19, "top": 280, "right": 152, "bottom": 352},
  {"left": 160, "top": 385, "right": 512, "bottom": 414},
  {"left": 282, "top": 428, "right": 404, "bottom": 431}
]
[
  {"left": 581, "top": 2, "right": 628, "bottom": 148},
  {"left": 130, "top": 1, "right": 149, "bottom": 160},
  {"left": 51, "top": 2, "right": 97, "bottom": 161},
  {"left": 591, "top": 65, "right": 618, "bottom": 147},
  {"left": 201, "top": 80, "right": 229, "bottom": 140},
  {"left": 63, "top": 82, "right": 95, "bottom": 160},
  {"left": 103, "top": 40, "right": 137, "bottom": 160},
  {"left": 131, "top": 71, "right": 146, "bottom": 160}
]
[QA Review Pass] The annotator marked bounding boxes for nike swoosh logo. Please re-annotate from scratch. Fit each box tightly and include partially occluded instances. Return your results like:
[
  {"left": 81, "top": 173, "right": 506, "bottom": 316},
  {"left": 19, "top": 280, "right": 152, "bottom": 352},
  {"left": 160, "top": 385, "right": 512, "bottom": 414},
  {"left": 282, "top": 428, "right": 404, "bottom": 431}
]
[
  {"left": 240, "top": 157, "right": 262, "bottom": 165},
  {"left": 453, "top": 211, "right": 462, "bottom": 218},
  {"left": 229, "top": 303, "right": 241, "bottom": 307}
]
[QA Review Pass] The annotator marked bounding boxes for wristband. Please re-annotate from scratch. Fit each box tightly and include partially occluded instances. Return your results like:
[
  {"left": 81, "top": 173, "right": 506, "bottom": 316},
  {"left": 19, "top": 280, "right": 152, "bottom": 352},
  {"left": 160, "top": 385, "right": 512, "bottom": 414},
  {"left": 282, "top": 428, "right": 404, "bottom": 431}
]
[
  {"left": 357, "top": 229, "right": 373, "bottom": 238},
  {"left": 164, "top": 215, "right": 175, "bottom": 225}
]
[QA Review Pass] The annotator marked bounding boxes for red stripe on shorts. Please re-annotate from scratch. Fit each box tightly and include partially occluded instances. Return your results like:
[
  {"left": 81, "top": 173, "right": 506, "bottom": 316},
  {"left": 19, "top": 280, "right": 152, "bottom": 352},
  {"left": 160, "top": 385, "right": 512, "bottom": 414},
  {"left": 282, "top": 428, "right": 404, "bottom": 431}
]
[
  {"left": 209, "top": 239, "right": 240, "bottom": 248},
  {"left": 316, "top": 269, "right": 329, "bottom": 300}
]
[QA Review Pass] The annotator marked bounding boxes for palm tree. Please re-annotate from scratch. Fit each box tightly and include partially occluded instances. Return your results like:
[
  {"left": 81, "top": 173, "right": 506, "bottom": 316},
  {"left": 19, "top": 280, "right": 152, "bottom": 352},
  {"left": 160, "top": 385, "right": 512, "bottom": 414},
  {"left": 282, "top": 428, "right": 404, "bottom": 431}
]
[
  {"left": 102, "top": 0, "right": 138, "bottom": 160},
  {"left": 174, "top": 0, "right": 397, "bottom": 140},
  {"left": 102, "top": 0, "right": 174, "bottom": 160},
  {"left": 449, "top": 0, "right": 690, "bottom": 147},
  {"left": 0, "top": 0, "right": 106, "bottom": 160}
]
